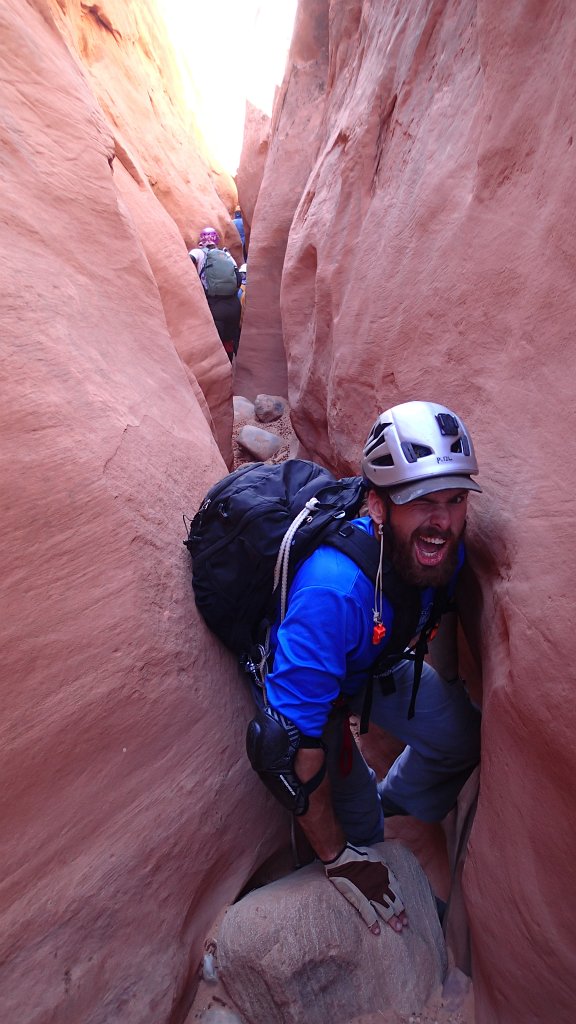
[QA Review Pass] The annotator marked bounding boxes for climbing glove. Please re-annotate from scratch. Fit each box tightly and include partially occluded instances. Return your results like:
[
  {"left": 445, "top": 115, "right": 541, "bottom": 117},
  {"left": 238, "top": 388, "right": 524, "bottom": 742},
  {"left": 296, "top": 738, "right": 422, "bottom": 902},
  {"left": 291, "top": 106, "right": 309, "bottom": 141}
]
[{"left": 323, "top": 843, "right": 405, "bottom": 931}]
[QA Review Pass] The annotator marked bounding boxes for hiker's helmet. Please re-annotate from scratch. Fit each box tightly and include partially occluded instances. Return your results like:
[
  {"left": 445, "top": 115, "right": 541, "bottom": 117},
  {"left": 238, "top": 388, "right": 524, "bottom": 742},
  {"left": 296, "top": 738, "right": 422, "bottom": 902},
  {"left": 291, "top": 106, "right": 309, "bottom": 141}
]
[
  {"left": 199, "top": 226, "right": 220, "bottom": 247},
  {"left": 362, "top": 400, "right": 481, "bottom": 504}
]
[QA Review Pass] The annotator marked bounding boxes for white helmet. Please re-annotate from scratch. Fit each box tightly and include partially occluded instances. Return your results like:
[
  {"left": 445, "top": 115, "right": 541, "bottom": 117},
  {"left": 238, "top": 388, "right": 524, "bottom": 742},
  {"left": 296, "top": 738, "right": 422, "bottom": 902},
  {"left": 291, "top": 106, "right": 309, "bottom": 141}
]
[{"left": 362, "top": 400, "right": 481, "bottom": 504}]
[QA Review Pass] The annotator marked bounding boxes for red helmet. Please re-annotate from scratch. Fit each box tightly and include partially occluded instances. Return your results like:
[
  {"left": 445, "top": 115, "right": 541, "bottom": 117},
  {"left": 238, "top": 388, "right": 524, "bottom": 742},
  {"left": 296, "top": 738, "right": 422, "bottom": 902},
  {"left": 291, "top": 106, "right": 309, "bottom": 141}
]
[{"left": 198, "top": 226, "right": 219, "bottom": 247}]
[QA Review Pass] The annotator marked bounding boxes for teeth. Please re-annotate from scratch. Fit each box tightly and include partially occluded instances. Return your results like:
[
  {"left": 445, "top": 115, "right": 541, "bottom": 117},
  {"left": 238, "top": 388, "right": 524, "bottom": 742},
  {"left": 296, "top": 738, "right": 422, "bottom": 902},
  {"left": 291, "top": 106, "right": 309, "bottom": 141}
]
[{"left": 421, "top": 536, "right": 444, "bottom": 545}]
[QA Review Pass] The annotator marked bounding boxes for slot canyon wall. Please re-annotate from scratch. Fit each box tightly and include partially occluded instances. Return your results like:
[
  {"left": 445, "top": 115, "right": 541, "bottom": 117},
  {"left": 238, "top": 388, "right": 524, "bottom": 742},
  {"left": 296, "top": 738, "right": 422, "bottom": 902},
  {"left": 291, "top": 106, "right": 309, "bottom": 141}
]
[
  {"left": 1, "top": 1, "right": 286, "bottom": 1022},
  {"left": 4, "top": 0, "right": 576, "bottom": 1021},
  {"left": 239, "top": 1, "right": 576, "bottom": 1022}
]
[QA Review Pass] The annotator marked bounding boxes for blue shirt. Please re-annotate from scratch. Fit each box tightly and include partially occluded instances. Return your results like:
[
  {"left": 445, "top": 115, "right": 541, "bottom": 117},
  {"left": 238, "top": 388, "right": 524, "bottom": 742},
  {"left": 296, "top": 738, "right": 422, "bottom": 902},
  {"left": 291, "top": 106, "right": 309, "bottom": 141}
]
[{"left": 266, "top": 516, "right": 463, "bottom": 736}]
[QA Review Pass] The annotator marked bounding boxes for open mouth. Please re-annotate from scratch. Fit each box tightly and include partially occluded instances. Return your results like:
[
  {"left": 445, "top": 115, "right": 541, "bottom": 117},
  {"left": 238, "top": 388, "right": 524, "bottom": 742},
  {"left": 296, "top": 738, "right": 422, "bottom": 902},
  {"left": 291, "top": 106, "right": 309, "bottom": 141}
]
[{"left": 414, "top": 532, "right": 450, "bottom": 567}]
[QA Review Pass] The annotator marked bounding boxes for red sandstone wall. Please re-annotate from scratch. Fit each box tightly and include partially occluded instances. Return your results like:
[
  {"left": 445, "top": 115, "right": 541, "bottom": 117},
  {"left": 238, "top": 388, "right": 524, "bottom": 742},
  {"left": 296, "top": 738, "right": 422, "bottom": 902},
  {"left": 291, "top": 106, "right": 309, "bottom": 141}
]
[
  {"left": 236, "top": 99, "right": 271, "bottom": 243},
  {"left": 233, "top": 0, "right": 330, "bottom": 400},
  {"left": 47, "top": 0, "right": 243, "bottom": 260},
  {"left": 45, "top": 0, "right": 243, "bottom": 460},
  {"left": 0, "top": 2, "right": 285, "bottom": 1021},
  {"left": 246, "top": 1, "right": 576, "bottom": 1020}
]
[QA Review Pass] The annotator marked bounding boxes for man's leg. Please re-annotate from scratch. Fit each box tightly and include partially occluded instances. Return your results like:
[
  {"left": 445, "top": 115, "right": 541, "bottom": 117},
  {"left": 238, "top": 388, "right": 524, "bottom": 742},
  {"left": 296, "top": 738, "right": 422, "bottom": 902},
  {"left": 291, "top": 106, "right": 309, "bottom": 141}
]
[
  {"left": 357, "top": 661, "right": 481, "bottom": 822},
  {"left": 322, "top": 710, "right": 384, "bottom": 847}
]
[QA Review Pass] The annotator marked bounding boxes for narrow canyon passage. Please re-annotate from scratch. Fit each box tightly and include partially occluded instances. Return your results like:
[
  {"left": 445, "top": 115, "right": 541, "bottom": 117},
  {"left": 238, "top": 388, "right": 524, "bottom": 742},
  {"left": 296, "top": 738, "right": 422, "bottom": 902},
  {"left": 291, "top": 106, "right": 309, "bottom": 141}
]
[{"left": 2, "top": 1, "right": 575, "bottom": 1023}]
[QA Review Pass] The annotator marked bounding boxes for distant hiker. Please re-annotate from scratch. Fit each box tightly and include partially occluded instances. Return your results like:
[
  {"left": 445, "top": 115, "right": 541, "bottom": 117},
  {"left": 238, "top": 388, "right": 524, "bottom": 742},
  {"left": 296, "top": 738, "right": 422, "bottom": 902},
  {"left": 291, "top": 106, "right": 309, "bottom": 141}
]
[
  {"left": 189, "top": 227, "right": 242, "bottom": 362},
  {"left": 233, "top": 206, "right": 247, "bottom": 261}
]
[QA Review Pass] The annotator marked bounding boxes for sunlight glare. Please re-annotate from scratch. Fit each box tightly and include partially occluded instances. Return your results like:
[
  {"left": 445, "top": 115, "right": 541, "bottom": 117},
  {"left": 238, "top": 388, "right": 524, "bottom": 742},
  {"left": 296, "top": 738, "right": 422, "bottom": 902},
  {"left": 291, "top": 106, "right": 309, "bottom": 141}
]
[{"left": 159, "top": 0, "right": 298, "bottom": 174}]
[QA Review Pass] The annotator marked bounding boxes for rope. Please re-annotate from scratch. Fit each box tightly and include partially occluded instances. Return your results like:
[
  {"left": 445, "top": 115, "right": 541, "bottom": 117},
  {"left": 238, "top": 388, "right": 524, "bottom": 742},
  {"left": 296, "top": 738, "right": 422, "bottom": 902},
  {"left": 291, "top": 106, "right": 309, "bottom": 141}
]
[
  {"left": 260, "top": 498, "right": 321, "bottom": 682},
  {"left": 274, "top": 498, "right": 320, "bottom": 622}
]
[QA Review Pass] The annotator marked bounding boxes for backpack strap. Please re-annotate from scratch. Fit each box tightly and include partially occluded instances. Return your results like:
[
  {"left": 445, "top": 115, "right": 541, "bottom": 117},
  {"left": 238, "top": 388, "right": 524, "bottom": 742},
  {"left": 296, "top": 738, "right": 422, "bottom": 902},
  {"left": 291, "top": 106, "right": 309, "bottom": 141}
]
[
  {"left": 405, "top": 586, "right": 449, "bottom": 718},
  {"left": 323, "top": 521, "right": 452, "bottom": 724},
  {"left": 321, "top": 520, "right": 381, "bottom": 581}
]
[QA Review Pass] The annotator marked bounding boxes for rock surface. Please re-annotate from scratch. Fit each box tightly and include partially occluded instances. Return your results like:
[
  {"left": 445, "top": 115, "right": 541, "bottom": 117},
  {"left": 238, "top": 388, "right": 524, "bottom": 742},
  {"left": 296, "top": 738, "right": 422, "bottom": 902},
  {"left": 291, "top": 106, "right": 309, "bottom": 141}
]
[
  {"left": 0, "top": 2, "right": 285, "bottom": 1022},
  {"left": 233, "top": 0, "right": 330, "bottom": 400},
  {"left": 217, "top": 843, "right": 447, "bottom": 1024},
  {"left": 237, "top": 424, "right": 284, "bottom": 461},
  {"left": 46, "top": 0, "right": 243, "bottom": 465},
  {"left": 233, "top": 396, "right": 256, "bottom": 424},
  {"left": 240, "top": 2, "right": 576, "bottom": 1021},
  {"left": 235, "top": 99, "right": 271, "bottom": 244},
  {"left": 254, "top": 393, "right": 286, "bottom": 423},
  {"left": 5, "top": 0, "right": 576, "bottom": 1022}
]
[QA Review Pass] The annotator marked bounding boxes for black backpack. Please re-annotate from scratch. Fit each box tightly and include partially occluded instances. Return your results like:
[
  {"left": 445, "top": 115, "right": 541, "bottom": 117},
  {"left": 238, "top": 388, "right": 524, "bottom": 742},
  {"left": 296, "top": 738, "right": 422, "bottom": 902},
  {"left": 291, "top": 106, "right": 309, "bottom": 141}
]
[{"left": 183, "top": 459, "right": 449, "bottom": 720}]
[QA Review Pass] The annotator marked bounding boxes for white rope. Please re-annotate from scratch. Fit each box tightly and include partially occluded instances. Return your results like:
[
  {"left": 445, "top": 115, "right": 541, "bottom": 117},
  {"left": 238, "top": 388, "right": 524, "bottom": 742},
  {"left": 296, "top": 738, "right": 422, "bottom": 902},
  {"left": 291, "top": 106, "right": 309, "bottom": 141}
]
[
  {"left": 275, "top": 497, "right": 320, "bottom": 621},
  {"left": 260, "top": 498, "right": 321, "bottom": 682}
]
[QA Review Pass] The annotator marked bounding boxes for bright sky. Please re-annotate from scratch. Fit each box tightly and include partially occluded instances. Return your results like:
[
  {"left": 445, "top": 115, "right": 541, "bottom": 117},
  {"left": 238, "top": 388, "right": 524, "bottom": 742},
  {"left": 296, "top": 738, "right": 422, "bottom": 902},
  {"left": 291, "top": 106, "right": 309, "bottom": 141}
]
[{"left": 160, "top": 0, "right": 298, "bottom": 174}]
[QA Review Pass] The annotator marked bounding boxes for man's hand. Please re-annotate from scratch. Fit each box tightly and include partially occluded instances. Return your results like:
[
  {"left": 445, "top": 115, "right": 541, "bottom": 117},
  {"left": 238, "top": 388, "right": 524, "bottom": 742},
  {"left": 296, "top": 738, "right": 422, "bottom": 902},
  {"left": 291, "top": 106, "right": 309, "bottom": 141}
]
[{"left": 323, "top": 844, "right": 408, "bottom": 935}]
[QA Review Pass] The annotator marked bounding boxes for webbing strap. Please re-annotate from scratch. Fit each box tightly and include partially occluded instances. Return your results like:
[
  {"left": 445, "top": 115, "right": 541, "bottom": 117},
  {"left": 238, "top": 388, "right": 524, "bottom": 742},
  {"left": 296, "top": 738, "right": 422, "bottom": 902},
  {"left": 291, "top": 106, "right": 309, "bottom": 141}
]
[
  {"left": 407, "top": 632, "right": 428, "bottom": 720},
  {"left": 359, "top": 674, "right": 374, "bottom": 735}
]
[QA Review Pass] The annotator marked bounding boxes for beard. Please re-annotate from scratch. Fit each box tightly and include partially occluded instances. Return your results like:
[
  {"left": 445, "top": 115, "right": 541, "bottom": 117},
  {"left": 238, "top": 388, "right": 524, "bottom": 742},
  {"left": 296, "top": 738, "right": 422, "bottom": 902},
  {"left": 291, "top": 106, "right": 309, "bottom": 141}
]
[{"left": 390, "top": 523, "right": 464, "bottom": 588}]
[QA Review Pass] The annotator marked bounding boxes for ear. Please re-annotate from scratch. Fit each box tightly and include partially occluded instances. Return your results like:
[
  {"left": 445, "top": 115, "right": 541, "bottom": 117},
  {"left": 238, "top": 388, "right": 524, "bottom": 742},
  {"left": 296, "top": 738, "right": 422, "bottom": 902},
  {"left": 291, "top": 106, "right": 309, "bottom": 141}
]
[{"left": 367, "top": 489, "right": 386, "bottom": 526}]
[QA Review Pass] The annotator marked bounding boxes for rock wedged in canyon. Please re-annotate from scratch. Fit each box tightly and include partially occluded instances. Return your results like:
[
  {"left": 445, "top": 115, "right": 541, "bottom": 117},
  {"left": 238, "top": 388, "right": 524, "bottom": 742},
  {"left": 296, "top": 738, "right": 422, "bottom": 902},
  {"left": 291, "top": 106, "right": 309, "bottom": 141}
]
[{"left": 217, "top": 843, "right": 446, "bottom": 1024}]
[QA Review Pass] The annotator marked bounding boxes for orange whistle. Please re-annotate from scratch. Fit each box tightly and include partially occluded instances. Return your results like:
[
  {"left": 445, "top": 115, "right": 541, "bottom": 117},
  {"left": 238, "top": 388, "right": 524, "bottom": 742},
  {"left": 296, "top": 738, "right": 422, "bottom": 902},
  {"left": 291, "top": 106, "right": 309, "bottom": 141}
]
[{"left": 372, "top": 622, "right": 387, "bottom": 644}]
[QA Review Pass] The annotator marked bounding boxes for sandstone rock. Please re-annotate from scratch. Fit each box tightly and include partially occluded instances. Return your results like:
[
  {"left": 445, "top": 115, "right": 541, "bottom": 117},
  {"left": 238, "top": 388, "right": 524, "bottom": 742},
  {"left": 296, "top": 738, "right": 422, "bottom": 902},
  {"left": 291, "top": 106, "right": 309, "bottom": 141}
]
[
  {"left": 233, "top": 0, "right": 329, "bottom": 401},
  {"left": 233, "top": 395, "right": 256, "bottom": 423},
  {"left": 238, "top": 2, "right": 576, "bottom": 1021},
  {"left": 48, "top": 0, "right": 242, "bottom": 262},
  {"left": 217, "top": 843, "right": 446, "bottom": 1024},
  {"left": 113, "top": 159, "right": 234, "bottom": 467},
  {"left": 0, "top": 3, "right": 286, "bottom": 1022},
  {"left": 199, "top": 1009, "right": 243, "bottom": 1024},
  {"left": 236, "top": 99, "right": 270, "bottom": 241},
  {"left": 46, "top": 0, "right": 238, "bottom": 465},
  {"left": 442, "top": 966, "right": 472, "bottom": 1010},
  {"left": 237, "top": 425, "right": 283, "bottom": 461},
  {"left": 254, "top": 393, "right": 286, "bottom": 423}
]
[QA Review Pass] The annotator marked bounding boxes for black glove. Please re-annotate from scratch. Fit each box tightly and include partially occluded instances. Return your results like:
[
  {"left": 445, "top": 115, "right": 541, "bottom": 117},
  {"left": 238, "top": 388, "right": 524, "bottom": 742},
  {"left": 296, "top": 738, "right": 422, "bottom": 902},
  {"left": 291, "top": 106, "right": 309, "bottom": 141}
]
[{"left": 323, "top": 843, "right": 405, "bottom": 930}]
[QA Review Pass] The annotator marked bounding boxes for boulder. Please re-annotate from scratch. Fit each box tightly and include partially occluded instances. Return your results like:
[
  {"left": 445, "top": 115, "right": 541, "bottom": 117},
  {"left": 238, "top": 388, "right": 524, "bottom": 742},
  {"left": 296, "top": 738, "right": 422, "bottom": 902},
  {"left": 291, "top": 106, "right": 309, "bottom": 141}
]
[
  {"left": 233, "top": 395, "right": 256, "bottom": 423},
  {"left": 237, "top": 425, "right": 283, "bottom": 461},
  {"left": 199, "top": 1009, "right": 242, "bottom": 1024},
  {"left": 254, "top": 394, "right": 286, "bottom": 423},
  {"left": 217, "top": 842, "right": 446, "bottom": 1024}
]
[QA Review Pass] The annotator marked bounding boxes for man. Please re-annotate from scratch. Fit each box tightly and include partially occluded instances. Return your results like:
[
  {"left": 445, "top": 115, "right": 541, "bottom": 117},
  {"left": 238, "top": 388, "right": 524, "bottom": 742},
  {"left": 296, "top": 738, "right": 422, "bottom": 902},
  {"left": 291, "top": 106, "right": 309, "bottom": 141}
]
[
  {"left": 189, "top": 227, "right": 242, "bottom": 362},
  {"left": 246, "top": 400, "right": 482, "bottom": 936}
]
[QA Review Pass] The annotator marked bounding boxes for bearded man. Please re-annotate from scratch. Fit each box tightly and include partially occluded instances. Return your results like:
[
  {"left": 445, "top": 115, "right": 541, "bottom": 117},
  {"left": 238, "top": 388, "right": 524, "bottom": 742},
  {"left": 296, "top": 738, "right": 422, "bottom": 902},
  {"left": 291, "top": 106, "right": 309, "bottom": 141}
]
[{"left": 247, "top": 401, "right": 482, "bottom": 937}]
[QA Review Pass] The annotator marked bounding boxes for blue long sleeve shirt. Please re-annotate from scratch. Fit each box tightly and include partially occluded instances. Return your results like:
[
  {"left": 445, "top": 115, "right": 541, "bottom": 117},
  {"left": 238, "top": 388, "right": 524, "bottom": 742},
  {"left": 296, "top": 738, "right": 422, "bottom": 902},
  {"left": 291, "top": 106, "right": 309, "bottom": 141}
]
[{"left": 265, "top": 516, "right": 463, "bottom": 736}]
